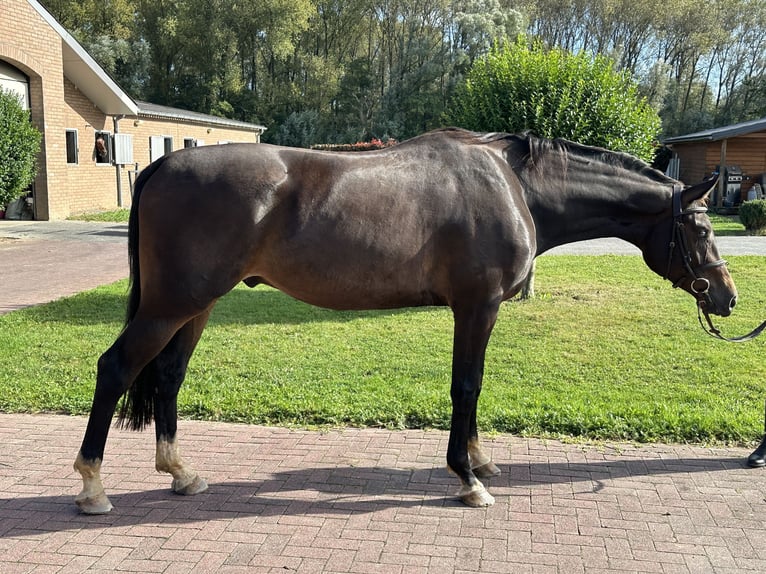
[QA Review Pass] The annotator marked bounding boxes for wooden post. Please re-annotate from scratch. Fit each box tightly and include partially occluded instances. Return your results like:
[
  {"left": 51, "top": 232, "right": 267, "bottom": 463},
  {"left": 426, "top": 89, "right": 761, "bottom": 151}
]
[{"left": 717, "top": 138, "right": 727, "bottom": 209}]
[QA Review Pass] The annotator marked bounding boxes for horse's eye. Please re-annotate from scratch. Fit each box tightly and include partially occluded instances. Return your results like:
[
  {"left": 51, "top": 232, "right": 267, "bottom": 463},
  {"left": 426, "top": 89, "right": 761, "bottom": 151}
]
[{"left": 698, "top": 229, "right": 708, "bottom": 238}]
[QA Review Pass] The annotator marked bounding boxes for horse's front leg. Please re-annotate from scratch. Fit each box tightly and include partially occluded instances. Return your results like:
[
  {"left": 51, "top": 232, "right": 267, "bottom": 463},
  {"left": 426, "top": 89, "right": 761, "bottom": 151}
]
[
  {"left": 447, "top": 300, "right": 501, "bottom": 507},
  {"left": 468, "top": 410, "right": 501, "bottom": 479}
]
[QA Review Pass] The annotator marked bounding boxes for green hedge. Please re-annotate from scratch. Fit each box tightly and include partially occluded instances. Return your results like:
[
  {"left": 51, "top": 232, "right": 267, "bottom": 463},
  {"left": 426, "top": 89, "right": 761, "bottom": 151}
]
[
  {"left": 445, "top": 40, "right": 661, "bottom": 163},
  {"left": 739, "top": 200, "right": 766, "bottom": 234},
  {"left": 0, "top": 88, "right": 41, "bottom": 208}
]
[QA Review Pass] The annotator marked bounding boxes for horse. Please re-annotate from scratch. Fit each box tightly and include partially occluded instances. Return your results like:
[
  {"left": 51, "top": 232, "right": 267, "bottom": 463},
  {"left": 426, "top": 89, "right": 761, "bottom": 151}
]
[{"left": 73, "top": 128, "right": 737, "bottom": 514}]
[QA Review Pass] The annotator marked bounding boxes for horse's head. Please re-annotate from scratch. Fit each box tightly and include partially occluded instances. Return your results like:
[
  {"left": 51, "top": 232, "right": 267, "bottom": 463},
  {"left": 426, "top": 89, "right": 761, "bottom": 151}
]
[{"left": 643, "top": 177, "right": 737, "bottom": 317}]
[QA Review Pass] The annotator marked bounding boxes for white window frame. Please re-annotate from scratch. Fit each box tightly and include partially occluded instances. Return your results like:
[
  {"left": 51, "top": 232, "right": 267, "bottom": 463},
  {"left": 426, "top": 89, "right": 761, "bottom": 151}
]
[{"left": 94, "top": 130, "right": 113, "bottom": 165}]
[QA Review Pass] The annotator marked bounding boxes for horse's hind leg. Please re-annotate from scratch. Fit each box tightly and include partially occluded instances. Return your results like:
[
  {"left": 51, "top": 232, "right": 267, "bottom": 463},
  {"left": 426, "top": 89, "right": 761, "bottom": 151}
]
[
  {"left": 74, "top": 316, "right": 188, "bottom": 514},
  {"left": 152, "top": 311, "right": 212, "bottom": 496}
]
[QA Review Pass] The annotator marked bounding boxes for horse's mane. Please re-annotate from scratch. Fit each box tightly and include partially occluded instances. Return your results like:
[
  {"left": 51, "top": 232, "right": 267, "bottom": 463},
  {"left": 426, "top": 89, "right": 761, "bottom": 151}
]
[{"left": 431, "top": 127, "right": 674, "bottom": 186}]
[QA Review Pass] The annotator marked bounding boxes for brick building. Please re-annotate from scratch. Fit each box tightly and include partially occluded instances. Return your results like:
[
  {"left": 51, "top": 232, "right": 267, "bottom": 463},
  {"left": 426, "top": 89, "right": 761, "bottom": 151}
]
[{"left": 0, "top": 0, "right": 266, "bottom": 220}]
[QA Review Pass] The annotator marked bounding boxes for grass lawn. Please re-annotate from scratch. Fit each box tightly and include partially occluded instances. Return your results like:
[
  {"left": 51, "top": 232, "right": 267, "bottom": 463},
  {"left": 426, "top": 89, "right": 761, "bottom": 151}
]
[
  {"left": 1, "top": 255, "right": 764, "bottom": 445},
  {"left": 708, "top": 213, "right": 746, "bottom": 236},
  {"left": 67, "top": 209, "right": 130, "bottom": 223}
]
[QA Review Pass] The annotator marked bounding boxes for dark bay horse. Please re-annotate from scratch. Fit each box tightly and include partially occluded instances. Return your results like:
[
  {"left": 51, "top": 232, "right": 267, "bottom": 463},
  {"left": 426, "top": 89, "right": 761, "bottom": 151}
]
[{"left": 74, "top": 128, "right": 737, "bottom": 514}]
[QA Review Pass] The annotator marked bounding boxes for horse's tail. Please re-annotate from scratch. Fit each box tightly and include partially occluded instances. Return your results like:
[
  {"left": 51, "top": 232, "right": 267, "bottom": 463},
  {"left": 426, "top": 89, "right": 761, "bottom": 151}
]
[{"left": 117, "top": 157, "right": 169, "bottom": 431}]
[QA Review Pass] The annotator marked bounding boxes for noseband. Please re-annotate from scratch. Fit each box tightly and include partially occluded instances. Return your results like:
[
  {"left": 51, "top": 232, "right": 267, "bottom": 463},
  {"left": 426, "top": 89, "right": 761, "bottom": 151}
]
[{"left": 664, "top": 184, "right": 766, "bottom": 342}]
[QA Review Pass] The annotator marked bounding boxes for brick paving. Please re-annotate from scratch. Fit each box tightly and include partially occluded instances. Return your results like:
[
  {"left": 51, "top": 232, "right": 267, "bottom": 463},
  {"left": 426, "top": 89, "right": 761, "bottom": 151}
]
[
  {"left": 0, "top": 221, "right": 128, "bottom": 315},
  {"left": 0, "top": 413, "right": 764, "bottom": 573}
]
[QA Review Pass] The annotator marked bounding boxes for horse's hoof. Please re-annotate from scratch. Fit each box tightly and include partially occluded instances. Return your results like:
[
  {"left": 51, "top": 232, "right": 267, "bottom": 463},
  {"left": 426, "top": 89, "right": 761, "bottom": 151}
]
[
  {"left": 75, "top": 491, "right": 113, "bottom": 515},
  {"left": 473, "top": 461, "right": 501, "bottom": 478},
  {"left": 459, "top": 484, "right": 495, "bottom": 507},
  {"left": 747, "top": 452, "right": 765, "bottom": 468},
  {"left": 172, "top": 474, "right": 208, "bottom": 496}
]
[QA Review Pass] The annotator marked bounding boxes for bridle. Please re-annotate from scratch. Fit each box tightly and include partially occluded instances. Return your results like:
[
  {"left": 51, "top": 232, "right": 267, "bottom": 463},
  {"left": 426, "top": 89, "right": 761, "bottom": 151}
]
[
  {"left": 664, "top": 184, "right": 765, "bottom": 342},
  {"left": 663, "top": 184, "right": 726, "bottom": 296}
]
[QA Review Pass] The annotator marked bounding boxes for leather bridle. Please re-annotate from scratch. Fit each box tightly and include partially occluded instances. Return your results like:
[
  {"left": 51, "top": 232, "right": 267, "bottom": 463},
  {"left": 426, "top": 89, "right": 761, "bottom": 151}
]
[
  {"left": 664, "top": 184, "right": 726, "bottom": 297},
  {"left": 664, "top": 184, "right": 765, "bottom": 342}
]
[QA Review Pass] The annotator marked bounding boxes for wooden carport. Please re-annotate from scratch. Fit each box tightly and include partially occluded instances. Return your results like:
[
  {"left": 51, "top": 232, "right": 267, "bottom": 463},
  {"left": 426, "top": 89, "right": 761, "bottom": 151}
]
[{"left": 664, "top": 117, "right": 766, "bottom": 209}]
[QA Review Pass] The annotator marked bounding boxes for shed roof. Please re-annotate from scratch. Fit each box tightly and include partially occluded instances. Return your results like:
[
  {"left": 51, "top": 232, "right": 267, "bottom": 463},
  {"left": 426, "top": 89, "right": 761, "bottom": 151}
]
[
  {"left": 664, "top": 117, "right": 766, "bottom": 144},
  {"left": 26, "top": 0, "right": 265, "bottom": 132}
]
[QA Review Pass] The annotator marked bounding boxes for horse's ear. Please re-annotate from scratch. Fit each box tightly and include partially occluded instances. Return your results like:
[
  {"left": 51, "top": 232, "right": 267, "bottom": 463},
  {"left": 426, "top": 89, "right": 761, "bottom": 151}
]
[{"left": 682, "top": 175, "right": 718, "bottom": 205}]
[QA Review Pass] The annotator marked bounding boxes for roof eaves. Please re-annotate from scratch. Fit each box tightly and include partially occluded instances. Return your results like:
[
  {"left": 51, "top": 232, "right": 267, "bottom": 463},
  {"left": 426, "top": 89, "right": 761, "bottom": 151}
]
[
  {"left": 27, "top": 0, "right": 138, "bottom": 115},
  {"left": 135, "top": 101, "right": 266, "bottom": 132},
  {"left": 664, "top": 117, "right": 766, "bottom": 144}
]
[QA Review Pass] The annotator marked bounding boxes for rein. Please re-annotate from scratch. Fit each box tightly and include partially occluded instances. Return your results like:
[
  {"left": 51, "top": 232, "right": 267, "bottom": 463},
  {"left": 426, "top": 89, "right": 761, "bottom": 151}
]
[{"left": 665, "top": 184, "right": 766, "bottom": 342}]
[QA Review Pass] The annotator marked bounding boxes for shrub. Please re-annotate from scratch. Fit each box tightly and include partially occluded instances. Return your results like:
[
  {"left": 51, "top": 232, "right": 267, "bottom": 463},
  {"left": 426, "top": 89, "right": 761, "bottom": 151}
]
[
  {"left": 738, "top": 200, "right": 766, "bottom": 235},
  {"left": 444, "top": 40, "right": 661, "bottom": 162},
  {"left": 0, "top": 89, "right": 41, "bottom": 208}
]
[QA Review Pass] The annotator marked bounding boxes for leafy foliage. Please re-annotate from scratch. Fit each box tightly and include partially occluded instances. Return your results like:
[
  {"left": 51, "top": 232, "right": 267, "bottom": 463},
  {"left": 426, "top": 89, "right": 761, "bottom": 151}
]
[
  {"left": 445, "top": 41, "right": 661, "bottom": 162},
  {"left": 0, "top": 89, "right": 42, "bottom": 208},
  {"left": 738, "top": 200, "right": 766, "bottom": 234}
]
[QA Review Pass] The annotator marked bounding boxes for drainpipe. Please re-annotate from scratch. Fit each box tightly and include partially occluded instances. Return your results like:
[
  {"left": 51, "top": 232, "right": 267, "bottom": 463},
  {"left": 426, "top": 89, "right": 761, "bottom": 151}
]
[{"left": 113, "top": 115, "right": 125, "bottom": 207}]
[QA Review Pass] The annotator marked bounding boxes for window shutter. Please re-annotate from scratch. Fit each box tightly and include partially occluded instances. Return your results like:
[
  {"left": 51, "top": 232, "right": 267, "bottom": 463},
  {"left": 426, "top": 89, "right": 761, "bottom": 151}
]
[
  {"left": 150, "top": 136, "right": 165, "bottom": 163},
  {"left": 113, "top": 133, "right": 134, "bottom": 165}
]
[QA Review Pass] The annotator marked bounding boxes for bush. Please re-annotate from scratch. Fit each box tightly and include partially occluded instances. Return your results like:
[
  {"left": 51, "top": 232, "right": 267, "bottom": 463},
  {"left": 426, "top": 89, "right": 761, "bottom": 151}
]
[
  {"left": 0, "top": 89, "right": 41, "bottom": 208},
  {"left": 738, "top": 200, "right": 766, "bottom": 234},
  {"left": 445, "top": 40, "right": 661, "bottom": 162}
]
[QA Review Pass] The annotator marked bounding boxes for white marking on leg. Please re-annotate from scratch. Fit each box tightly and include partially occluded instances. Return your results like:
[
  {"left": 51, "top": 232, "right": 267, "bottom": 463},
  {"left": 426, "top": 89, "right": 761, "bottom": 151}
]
[
  {"left": 73, "top": 452, "right": 113, "bottom": 514},
  {"left": 468, "top": 437, "right": 501, "bottom": 478},
  {"left": 458, "top": 479, "right": 496, "bottom": 507},
  {"left": 467, "top": 437, "right": 491, "bottom": 468},
  {"left": 155, "top": 435, "right": 208, "bottom": 495}
]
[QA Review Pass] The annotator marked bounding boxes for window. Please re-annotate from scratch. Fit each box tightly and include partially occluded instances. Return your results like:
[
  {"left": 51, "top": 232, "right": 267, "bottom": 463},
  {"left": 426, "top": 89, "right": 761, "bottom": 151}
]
[
  {"left": 94, "top": 131, "right": 112, "bottom": 164},
  {"left": 150, "top": 135, "right": 174, "bottom": 162},
  {"left": 65, "top": 129, "right": 78, "bottom": 164},
  {"left": 184, "top": 138, "right": 196, "bottom": 148}
]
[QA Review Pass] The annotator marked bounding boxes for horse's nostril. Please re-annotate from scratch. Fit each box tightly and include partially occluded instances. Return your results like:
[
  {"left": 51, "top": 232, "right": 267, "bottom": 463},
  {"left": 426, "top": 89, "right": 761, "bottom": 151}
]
[{"left": 730, "top": 296, "right": 737, "bottom": 310}]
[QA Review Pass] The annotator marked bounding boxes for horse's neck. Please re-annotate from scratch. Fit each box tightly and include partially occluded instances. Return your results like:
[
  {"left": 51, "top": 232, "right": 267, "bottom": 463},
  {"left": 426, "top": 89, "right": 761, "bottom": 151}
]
[{"left": 525, "top": 163, "right": 672, "bottom": 255}]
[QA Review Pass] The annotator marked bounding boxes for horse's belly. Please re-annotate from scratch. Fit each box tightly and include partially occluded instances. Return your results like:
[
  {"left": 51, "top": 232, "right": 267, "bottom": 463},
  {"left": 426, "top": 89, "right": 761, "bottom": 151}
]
[{"left": 254, "top": 260, "right": 441, "bottom": 311}]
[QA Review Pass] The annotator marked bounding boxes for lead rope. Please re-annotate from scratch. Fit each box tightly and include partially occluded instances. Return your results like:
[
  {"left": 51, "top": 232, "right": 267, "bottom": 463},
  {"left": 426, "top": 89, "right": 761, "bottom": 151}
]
[{"left": 697, "top": 302, "right": 766, "bottom": 342}]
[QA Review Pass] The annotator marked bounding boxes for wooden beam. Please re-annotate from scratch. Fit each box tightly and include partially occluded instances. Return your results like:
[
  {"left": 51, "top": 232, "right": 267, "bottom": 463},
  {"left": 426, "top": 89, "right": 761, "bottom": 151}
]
[{"left": 717, "top": 138, "right": 727, "bottom": 208}]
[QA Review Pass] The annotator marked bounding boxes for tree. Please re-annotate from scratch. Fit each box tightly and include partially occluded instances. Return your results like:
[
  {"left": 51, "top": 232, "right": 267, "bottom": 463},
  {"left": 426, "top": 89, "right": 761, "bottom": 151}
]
[
  {"left": 0, "top": 90, "right": 42, "bottom": 209},
  {"left": 445, "top": 40, "right": 661, "bottom": 162}
]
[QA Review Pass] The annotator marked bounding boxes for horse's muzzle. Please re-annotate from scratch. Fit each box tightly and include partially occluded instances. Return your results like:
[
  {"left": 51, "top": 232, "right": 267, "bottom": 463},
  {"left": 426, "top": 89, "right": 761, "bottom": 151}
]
[{"left": 698, "top": 291, "right": 737, "bottom": 318}]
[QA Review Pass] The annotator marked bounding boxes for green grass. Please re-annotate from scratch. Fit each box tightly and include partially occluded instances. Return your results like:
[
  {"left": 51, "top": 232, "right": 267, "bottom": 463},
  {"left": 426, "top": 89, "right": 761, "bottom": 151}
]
[
  {"left": 709, "top": 213, "right": 746, "bottom": 236},
  {"left": 67, "top": 209, "right": 130, "bottom": 223},
  {"left": 1, "top": 255, "right": 765, "bottom": 445}
]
